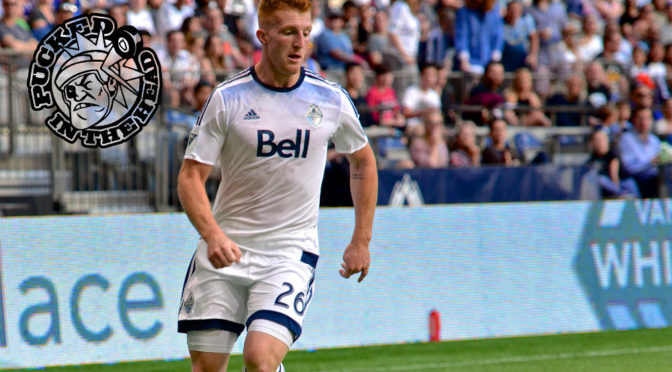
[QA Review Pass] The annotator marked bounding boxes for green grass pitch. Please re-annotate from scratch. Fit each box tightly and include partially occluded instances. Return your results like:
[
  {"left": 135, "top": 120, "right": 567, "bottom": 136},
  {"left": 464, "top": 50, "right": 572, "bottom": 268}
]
[{"left": 11, "top": 327, "right": 672, "bottom": 371}]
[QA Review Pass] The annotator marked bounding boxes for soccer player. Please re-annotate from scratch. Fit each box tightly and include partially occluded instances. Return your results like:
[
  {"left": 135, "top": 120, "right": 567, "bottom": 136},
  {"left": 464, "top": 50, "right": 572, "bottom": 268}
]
[{"left": 176, "top": 0, "right": 378, "bottom": 370}]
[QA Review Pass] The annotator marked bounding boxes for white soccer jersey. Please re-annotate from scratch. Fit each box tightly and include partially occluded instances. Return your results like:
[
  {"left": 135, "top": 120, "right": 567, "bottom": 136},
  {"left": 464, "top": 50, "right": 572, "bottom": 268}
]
[{"left": 184, "top": 67, "right": 368, "bottom": 256}]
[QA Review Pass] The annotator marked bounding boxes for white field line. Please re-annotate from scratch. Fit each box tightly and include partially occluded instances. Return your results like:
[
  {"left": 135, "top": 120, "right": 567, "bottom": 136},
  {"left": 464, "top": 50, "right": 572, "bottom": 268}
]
[{"left": 316, "top": 344, "right": 672, "bottom": 372}]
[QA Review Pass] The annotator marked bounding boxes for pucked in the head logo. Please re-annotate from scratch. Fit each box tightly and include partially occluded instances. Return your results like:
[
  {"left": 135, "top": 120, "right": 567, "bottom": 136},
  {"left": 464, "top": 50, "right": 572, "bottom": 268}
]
[{"left": 28, "top": 14, "right": 161, "bottom": 148}]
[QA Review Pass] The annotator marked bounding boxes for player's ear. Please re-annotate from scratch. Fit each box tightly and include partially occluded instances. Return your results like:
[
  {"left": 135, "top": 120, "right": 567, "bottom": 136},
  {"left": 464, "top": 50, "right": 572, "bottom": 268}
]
[{"left": 256, "top": 29, "right": 267, "bottom": 45}]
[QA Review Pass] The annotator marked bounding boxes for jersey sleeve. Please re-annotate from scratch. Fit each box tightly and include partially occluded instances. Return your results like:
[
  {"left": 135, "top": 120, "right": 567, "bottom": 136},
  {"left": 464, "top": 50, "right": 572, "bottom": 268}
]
[
  {"left": 184, "top": 89, "right": 227, "bottom": 165},
  {"left": 331, "top": 89, "right": 369, "bottom": 154}
]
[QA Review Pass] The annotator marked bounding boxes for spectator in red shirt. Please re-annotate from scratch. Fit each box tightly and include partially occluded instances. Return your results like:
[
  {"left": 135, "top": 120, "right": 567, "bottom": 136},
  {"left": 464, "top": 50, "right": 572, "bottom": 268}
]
[{"left": 365, "top": 64, "right": 405, "bottom": 129}]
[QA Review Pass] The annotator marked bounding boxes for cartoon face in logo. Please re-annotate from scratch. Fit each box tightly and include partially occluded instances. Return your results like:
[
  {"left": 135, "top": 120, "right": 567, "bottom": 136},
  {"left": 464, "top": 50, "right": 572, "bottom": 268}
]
[
  {"left": 60, "top": 70, "right": 117, "bottom": 129},
  {"left": 27, "top": 14, "right": 162, "bottom": 148}
]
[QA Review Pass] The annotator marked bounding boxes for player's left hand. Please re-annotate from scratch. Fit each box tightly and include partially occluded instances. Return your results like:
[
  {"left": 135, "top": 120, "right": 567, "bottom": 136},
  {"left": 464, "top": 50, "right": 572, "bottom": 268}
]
[{"left": 339, "top": 243, "right": 370, "bottom": 282}]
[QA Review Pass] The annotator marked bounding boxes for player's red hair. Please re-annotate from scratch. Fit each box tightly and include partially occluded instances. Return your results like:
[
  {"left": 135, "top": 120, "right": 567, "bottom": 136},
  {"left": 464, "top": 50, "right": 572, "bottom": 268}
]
[{"left": 258, "top": 0, "right": 312, "bottom": 28}]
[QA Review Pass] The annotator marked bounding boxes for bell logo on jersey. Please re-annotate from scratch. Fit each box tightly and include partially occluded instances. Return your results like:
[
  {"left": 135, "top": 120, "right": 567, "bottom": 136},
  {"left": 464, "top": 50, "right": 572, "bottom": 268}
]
[{"left": 257, "top": 129, "right": 310, "bottom": 158}]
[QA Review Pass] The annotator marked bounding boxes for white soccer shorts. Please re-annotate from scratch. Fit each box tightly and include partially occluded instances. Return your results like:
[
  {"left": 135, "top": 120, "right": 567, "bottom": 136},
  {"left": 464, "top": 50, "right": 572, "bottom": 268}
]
[{"left": 178, "top": 244, "right": 317, "bottom": 349}]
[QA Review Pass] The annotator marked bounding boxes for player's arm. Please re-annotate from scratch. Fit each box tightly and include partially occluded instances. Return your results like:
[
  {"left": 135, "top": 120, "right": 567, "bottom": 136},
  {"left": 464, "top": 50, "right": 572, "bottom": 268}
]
[
  {"left": 340, "top": 144, "right": 378, "bottom": 282},
  {"left": 177, "top": 159, "right": 241, "bottom": 268}
]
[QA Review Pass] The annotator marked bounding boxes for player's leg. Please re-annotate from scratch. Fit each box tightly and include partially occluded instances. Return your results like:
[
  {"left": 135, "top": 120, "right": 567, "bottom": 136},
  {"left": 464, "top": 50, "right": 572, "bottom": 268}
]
[
  {"left": 188, "top": 328, "right": 237, "bottom": 372},
  {"left": 242, "top": 325, "right": 290, "bottom": 372},
  {"left": 189, "top": 350, "right": 230, "bottom": 372},
  {"left": 179, "top": 245, "right": 250, "bottom": 371},
  {"left": 243, "top": 253, "right": 317, "bottom": 371}
]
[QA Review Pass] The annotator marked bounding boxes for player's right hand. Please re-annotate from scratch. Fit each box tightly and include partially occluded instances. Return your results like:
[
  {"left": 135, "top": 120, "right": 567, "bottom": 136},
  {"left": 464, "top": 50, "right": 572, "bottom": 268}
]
[{"left": 205, "top": 233, "right": 242, "bottom": 269}]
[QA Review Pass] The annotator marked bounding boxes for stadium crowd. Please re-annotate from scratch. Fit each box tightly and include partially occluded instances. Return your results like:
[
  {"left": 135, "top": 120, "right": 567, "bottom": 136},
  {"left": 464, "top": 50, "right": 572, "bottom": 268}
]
[{"left": 2, "top": 0, "right": 672, "bottom": 199}]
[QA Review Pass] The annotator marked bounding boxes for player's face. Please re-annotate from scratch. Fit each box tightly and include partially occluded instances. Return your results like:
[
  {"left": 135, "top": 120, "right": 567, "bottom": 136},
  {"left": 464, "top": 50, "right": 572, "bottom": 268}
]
[
  {"left": 260, "top": 9, "right": 312, "bottom": 79},
  {"left": 64, "top": 73, "right": 111, "bottom": 129}
]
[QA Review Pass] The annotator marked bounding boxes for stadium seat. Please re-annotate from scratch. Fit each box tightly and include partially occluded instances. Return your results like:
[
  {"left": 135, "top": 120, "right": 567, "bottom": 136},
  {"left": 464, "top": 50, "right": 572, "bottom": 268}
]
[
  {"left": 513, "top": 132, "right": 544, "bottom": 164},
  {"left": 375, "top": 136, "right": 411, "bottom": 167}
]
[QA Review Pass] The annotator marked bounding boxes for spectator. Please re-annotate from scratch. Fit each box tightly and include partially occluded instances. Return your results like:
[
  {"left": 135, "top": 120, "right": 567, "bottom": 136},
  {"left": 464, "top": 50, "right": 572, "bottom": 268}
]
[
  {"left": 501, "top": 0, "right": 538, "bottom": 72},
  {"left": 181, "top": 15, "right": 203, "bottom": 39},
  {"left": 108, "top": 1, "right": 128, "bottom": 27},
  {"left": 161, "top": 30, "right": 200, "bottom": 108},
  {"left": 587, "top": 128, "right": 639, "bottom": 198},
  {"left": 619, "top": 106, "right": 661, "bottom": 198},
  {"left": 310, "top": 0, "right": 324, "bottom": 41},
  {"left": 315, "top": 9, "right": 363, "bottom": 72},
  {"left": 303, "top": 41, "right": 322, "bottom": 75},
  {"left": 202, "top": 5, "right": 249, "bottom": 69},
  {"left": 409, "top": 109, "right": 450, "bottom": 168},
  {"left": 630, "top": 82, "right": 655, "bottom": 111},
  {"left": 596, "top": 23, "right": 633, "bottom": 73},
  {"left": 28, "top": 0, "right": 54, "bottom": 41},
  {"left": 463, "top": 60, "right": 507, "bottom": 126},
  {"left": 454, "top": 0, "right": 503, "bottom": 74},
  {"left": 353, "top": 3, "right": 374, "bottom": 58},
  {"left": 647, "top": 40, "right": 669, "bottom": 101},
  {"left": 341, "top": 0, "right": 359, "bottom": 40},
  {"left": 366, "top": 10, "right": 403, "bottom": 70},
  {"left": 629, "top": 41, "right": 649, "bottom": 79},
  {"left": 659, "top": 2, "right": 672, "bottom": 45},
  {"left": 504, "top": 67, "right": 551, "bottom": 126},
  {"left": 343, "top": 62, "right": 370, "bottom": 126},
  {"left": 450, "top": 120, "right": 480, "bottom": 167},
  {"left": 550, "top": 23, "right": 581, "bottom": 76},
  {"left": 126, "top": 0, "right": 156, "bottom": 36},
  {"left": 633, "top": 3, "right": 657, "bottom": 42},
  {"left": 546, "top": 72, "right": 587, "bottom": 127},
  {"left": 654, "top": 97, "right": 672, "bottom": 143},
  {"left": 481, "top": 118, "right": 514, "bottom": 165},
  {"left": 0, "top": 0, "right": 38, "bottom": 54},
  {"left": 387, "top": 0, "right": 421, "bottom": 70},
  {"left": 613, "top": 100, "right": 633, "bottom": 139},
  {"left": 54, "top": 1, "right": 77, "bottom": 24},
  {"left": 365, "top": 64, "right": 406, "bottom": 129},
  {"left": 576, "top": 14, "right": 603, "bottom": 64},
  {"left": 526, "top": 0, "right": 567, "bottom": 70},
  {"left": 204, "top": 34, "right": 229, "bottom": 75},
  {"left": 653, "top": 0, "right": 668, "bottom": 25},
  {"left": 192, "top": 79, "right": 213, "bottom": 114},
  {"left": 592, "top": 0, "right": 624, "bottom": 24},
  {"left": 188, "top": 32, "right": 215, "bottom": 85},
  {"left": 596, "top": 23, "right": 630, "bottom": 81},
  {"left": 594, "top": 103, "right": 619, "bottom": 130},
  {"left": 155, "top": 0, "right": 194, "bottom": 43},
  {"left": 423, "top": 6, "right": 455, "bottom": 68},
  {"left": 620, "top": 0, "right": 640, "bottom": 28},
  {"left": 585, "top": 60, "right": 611, "bottom": 108},
  {"left": 402, "top": 62, "right": 442, "bottom": 136}
]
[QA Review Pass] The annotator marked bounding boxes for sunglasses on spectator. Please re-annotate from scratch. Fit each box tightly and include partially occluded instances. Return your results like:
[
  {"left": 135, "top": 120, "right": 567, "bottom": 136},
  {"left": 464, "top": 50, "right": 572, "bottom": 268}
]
[{"left": 59, "top": 3, "right": 78, "bottom": 12}]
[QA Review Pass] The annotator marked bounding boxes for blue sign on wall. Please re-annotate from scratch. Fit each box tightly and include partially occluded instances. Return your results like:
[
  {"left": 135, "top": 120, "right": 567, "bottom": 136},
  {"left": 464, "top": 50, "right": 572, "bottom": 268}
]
[{"left": 377, "top": 166, "right": 600, "bottom": 205}]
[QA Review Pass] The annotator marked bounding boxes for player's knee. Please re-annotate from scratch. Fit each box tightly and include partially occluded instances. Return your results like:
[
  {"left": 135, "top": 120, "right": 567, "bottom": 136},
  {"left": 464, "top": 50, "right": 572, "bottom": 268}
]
[
  {"left": 191, "top": 357, "right": 227, "bottom": 372},
  {"left": 189, "top": 349, "right": 229, "bottom": 372},
  {"left": 243, "top": 351, "right": 280, "bottom": 372}
]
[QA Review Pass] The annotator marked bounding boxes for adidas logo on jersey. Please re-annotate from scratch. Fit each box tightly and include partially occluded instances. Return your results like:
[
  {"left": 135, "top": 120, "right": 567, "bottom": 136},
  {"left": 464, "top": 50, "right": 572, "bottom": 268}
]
[{"left": 243, "top": 109, "right": 260, "bottom": 120}]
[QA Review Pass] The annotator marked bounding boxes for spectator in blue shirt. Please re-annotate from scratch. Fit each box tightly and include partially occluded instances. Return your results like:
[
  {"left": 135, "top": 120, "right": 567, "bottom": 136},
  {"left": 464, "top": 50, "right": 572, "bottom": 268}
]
[
  {"left": 502, "top": 0, "right": 538, "bottom": 72},
  {"left": 619, "top": 106, "right": 661, "bottom": 198},
  {"left": 526, "top": 0, "right": 567, "bottom": 69},
  {"left": 454, "top": 0, "right": 504, "bottom": 74},
  {"left": 316, "top": 9, "right": 364, "bottom": 72},
  {"left": 422, "top": 6, "right": 455, "bottom": 68}
]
